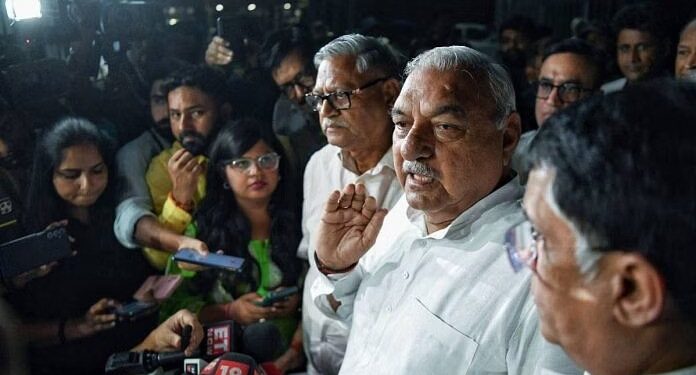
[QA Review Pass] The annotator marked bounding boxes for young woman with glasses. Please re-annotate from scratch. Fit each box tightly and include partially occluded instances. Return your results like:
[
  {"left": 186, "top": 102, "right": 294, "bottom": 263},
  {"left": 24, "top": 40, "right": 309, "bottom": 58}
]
[{"left": 163, "top": 118, "right": 303, "bottom": 368}]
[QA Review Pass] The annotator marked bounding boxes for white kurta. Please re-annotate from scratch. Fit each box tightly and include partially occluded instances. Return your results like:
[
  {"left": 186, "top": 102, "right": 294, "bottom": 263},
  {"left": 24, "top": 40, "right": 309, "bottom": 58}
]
[
  {"left": 299, "top": 143, "right": 403, "bottom": 374},
  {"left": 312, "top": 178, "right": 581, "bottom": 375}
]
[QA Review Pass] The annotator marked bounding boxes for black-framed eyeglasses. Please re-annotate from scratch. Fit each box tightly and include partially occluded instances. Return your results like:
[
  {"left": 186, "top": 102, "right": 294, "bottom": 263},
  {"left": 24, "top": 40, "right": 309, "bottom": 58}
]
[
  {"left": 305, "top": 77, "right": 389, "bottom": 112},
  {"left": 222, "top": 152, "right": 280, "bottom": 174},
  {"left": 535, "top": 80, "right": 593, "bottom": 104},
  {"left": 278, "top": 71, "right": 315, "bottom": 97}
]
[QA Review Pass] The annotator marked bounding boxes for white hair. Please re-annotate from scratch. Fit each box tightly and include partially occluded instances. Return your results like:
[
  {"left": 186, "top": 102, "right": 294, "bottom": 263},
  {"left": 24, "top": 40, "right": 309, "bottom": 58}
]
[
  {"left": 404, "top": 46, "right": 516, "bottom": 129},
  {"left": 313, "top": 34, "right": 402, "bottom": 78},
  {"left": 540, "top": 163, "right": 604, "bottom": 277}
]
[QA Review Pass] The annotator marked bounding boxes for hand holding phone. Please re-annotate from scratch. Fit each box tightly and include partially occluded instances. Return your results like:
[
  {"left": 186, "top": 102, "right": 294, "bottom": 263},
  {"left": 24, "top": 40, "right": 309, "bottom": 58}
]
[
  {"left": 256, "top": 286, "right": 300, "bottom": 307},
  {"left": 215, "top": 16, "right": 246, "bottom": 59},
  {"left": 0, "top": 225, "right": 72, "bottom": 281},
  {"left": 173, "top": 248, "right": 245, "bottom": 272},
  {"left": 114, "top": 301, "right": 159, "bottom": 323}
]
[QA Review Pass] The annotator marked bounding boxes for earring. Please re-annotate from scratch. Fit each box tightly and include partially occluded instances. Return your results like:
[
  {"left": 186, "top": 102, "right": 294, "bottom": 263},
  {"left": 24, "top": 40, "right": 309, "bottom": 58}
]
[{"left": 223, "top": 182, "right": 230, "bottom": 190}]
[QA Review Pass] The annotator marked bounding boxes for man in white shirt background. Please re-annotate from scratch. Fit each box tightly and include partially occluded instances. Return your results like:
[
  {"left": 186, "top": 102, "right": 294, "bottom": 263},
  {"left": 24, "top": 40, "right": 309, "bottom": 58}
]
[
  {"left": 311, "top": 45, "right": 580, "bottom": 374},
  {"left": 299, "top": 34, "right": 404, "bottom": 374},
  {"left": 512, "top": 38, "right": 604, "bottom": 183}
]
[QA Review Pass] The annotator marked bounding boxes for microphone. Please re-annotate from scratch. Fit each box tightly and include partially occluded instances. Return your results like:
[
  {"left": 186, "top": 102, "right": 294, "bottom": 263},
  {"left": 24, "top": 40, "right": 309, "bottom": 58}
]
[
  {"left": 184, "top": 358, "right": 209, "bottom": 375},
  {"left": 105, "top": 321, "right": 236, "bottom": 374},
  {"left": 104, "top": 350, "right": 187, "bottom": 374},
  {"left": 241, "top": 321, "right": 282, "bottom": 363},
  {"left": 203, "top": 320, "right": 235, "bottom": 358},
  {"left": 201, "top": 352, "right": 257, "bottom": 375}
]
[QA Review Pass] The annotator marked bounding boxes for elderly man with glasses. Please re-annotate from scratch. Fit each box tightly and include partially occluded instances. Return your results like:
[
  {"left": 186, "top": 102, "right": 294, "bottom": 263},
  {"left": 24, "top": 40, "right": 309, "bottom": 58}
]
[
  {"left": 509, "top": 80, "right": 696, "bottom": 375},
  {"left": 512, "top": 38, "right": 604, "bottom": 183},
  {"left": 309, "top": 45, "right": 580, "bottom": 374},
  {"left": 297, "top": 34, "right": 404, "bottom": 374}
]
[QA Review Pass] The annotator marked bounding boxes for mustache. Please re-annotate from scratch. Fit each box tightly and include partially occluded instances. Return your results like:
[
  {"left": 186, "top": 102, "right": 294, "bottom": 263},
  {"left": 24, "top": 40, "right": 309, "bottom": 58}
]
[
  {"left": 402, "top": 160, "right": 437, "bottom": 179},
  {"left": 179, "top": 129, "right": 206, "bottom": 141}
]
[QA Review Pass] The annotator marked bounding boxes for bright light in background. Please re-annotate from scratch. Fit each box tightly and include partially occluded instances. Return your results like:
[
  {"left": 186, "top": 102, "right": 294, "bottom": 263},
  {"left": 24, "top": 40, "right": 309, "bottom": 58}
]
[
  {"left": 283, "top": 3, "right": 291, "bottom": 10},
  {"left": 168, "top": 18, "right": 179, "bottom": 26},
  {"left": 5, "top": 0, "right": 42, "bottom": 21},
  {"left": 247, "top": 3, "right": 256, "bottom": 11},
  {"left": 215, "top": 4, "right": 224, "bottom": 12}
]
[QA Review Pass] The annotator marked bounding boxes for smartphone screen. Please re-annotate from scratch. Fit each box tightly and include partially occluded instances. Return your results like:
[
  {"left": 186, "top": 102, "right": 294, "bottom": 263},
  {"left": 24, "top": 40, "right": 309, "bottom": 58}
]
[
  {"left": 258, "top": 286, "right": 299, "bottom": 307},
  {"left": 215, "top": 16, "right": 247, "bottom": 59},
  {"left": 115, "top": 301, "right": 158, "bottom": 322},
  {"left": 0, "top": 226, "right": 72, "bottom": 279},
  {"left": 173, "top": 248, "right": 245, "bottom": 272}
]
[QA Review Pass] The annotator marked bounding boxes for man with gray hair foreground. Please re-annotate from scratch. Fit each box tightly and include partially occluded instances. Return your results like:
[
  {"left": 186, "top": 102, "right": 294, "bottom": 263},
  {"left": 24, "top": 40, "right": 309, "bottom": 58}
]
[
  {"left": 310, "top": 45, "right": 580, "bottom": 373},
  {"left": 515, "top": 80, "right": 696, "bottom": 375}
]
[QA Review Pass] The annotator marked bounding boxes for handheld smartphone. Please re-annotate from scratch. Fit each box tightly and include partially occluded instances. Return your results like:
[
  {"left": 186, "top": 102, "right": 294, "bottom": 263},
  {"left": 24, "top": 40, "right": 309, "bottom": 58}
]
[
  {"left": 173, "top": 248, "right": 245, "bottom": 272},
  {"left": 257, "top": 286, "right": 299, "bottom": 307},
  {"left": 0, "top": 226, "right": 72, "bottom": 280},
  {"left": 216, "top": 16, "right": 247, "bottom": 59},
  {"left": 115, "top": 301, "right": 158, "bottom": 323}
]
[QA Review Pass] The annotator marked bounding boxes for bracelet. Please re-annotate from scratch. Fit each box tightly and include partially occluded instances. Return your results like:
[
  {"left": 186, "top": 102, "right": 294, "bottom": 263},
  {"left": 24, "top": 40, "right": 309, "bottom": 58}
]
[
  {"left": 314, "top": 252, "right": 357, "bottom": 275},
  {"left": 168, "top": 192, "right": 194, "bottom": 212},
  {"left": 58, "top": 318, "right": 67, "bottom": 345}
]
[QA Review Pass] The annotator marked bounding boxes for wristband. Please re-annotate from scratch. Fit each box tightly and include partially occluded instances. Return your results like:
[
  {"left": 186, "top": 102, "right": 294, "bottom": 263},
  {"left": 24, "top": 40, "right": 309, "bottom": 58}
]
[
  {"left": 168, "top": 192, "right": 194, "bottom": 212},
  {"left": 314, "top": 252, "right": 357, "bottom": 275}
]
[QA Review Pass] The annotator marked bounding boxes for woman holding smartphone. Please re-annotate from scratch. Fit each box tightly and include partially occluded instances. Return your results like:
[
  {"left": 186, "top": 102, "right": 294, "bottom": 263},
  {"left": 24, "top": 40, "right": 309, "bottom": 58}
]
[
  {"left": 5, "top": 117, "right": 155, "bottom": 375},
  {"left": 163, "top": 119, "right": 303, "bottom": 369}
]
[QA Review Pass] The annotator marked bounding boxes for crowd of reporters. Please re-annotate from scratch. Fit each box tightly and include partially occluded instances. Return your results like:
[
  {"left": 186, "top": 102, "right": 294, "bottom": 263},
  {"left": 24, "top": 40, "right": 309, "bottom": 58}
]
[{"left": 1, "top": 1, "right": 695, "bottom": 374}]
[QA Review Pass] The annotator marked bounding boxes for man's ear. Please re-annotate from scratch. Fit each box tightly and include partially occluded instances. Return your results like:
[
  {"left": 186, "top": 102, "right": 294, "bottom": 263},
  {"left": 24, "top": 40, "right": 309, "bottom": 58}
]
[
  {"left": 381, "top": 78, "right": 401, "bottom": 109},
  {"left": 610, "top": 253, "right": 665, "bottom": 327},
  {"left": 220, "top": 103, "right": 233, "bottom": 121},
  {"left": 501, "top": 112, "right": 521, "bottom": 167}
]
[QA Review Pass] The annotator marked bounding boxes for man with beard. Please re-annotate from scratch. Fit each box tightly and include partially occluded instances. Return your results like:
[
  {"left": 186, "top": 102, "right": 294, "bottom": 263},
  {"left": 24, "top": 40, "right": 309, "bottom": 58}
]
[
  {"left": 114, "top": 58, "right": 187, "bottom": 250},
  {"left": 137, "top": 65, "right": 232, "bottom": 269},
  {"left": 498, "top": 16, "right": 537, "bottom": 92}
]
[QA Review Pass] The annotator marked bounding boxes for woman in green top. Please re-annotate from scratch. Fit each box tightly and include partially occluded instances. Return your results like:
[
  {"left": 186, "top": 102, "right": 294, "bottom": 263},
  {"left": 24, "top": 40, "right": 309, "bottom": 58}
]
[{"left": 171, "top": 119, "right": 302, "bottom": 366}]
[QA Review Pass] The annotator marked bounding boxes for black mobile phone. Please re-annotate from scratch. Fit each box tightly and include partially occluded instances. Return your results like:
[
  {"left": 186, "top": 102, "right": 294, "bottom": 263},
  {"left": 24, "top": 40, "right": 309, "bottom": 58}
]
[
  {"left": 115, "top": 301, "right": 158, "bottom": 323},
  {"left": 216, "top": 16, "right": 246, "bottom": 59},
  {"left": 173, "top": 248, "right": 245, "bottom": 272},
  {"left": 0, "top": 226, "right": 72, "bottom": 280},
  {"left": 257, "top": 286, "right": 299, "bottom": 307}
]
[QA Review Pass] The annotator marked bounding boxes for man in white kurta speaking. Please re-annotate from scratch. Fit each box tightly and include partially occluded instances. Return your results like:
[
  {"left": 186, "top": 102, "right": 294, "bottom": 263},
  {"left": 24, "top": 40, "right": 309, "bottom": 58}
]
[{"left": 310, "top": 46, "right": 581, "bottom": 374}]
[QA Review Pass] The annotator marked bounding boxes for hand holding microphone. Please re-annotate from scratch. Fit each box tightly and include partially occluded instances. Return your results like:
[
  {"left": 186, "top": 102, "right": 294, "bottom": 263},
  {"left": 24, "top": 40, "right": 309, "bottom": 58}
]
[{"left": 132, "top": 309, "right": 203, "bottom": 355}]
